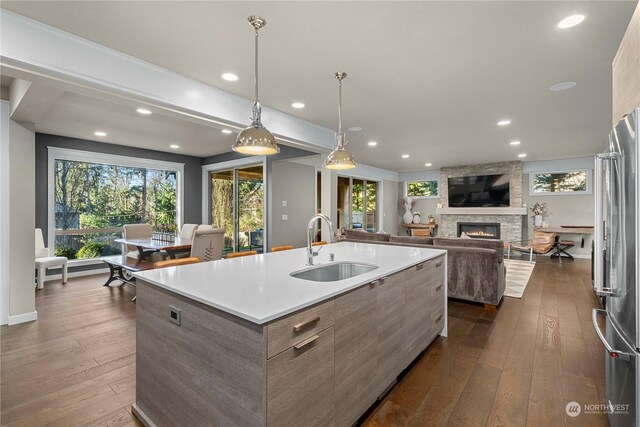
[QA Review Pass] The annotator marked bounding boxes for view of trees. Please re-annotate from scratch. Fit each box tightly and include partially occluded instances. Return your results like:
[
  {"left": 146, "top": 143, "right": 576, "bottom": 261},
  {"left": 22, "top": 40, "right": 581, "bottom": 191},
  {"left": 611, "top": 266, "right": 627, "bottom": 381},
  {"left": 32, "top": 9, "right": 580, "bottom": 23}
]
[
  {"left": 210, "top": 167, "right": 263, "bottom": 253},
  {"left": 533, "top": 171, "right": 587, "bottom": 193},
  {"left": 54, "top": 160, "right": 177, "bottom": 259},
  {"left": 407, "top": 180, "right": 438, "bottom": 197}
]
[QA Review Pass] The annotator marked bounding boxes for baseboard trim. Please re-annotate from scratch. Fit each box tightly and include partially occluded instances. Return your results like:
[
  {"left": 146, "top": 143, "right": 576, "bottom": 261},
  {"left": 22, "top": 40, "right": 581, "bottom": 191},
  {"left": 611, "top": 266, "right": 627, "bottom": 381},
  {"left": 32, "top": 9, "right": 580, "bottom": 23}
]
[
  {"left": 8, "top": 310, "right": 38, "bottom": 325},
  {"left": 131, "top": 403, "right": 156, "bottom": 427},
  {"left": 45, "top": 267, "right": 109, "bottom": 281}
]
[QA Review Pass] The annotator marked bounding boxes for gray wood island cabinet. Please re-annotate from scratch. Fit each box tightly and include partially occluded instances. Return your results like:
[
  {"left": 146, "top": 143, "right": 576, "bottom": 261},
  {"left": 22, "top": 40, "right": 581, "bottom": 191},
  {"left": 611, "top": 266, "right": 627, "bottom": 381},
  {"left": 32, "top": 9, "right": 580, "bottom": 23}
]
[{"left": 131, "top": 243, "right": 446, "bottom": 427}]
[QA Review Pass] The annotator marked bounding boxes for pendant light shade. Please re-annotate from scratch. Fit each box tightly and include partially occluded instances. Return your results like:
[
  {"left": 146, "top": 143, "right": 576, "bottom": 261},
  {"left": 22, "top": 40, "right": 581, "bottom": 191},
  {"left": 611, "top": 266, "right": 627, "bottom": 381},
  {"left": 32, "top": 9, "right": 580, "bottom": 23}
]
[
  {"left": 233, "top": 16, "right": 279, "bottom": 156},
  {"left": 324, "top": 72, "right": 356, "bottom": 170}
]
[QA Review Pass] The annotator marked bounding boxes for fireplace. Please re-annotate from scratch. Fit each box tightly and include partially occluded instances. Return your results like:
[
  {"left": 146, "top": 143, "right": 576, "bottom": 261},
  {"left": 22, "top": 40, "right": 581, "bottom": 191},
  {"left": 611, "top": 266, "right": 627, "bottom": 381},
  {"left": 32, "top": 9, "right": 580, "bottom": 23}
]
[{"left": 457, "top": 222, "right": 501, "bottom": 239}]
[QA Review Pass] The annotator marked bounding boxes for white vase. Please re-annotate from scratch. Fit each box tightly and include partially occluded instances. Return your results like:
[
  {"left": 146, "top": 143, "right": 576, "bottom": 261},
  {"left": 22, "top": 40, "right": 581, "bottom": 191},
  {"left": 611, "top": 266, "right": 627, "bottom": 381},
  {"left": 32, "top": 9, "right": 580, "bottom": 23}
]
[
  {"left": 403, "top": 209, "right": 413, "bottom": 224},
  {"left": 412, "top": 213, "right": 421, "bottom": 224},
  {"left": 534, "top": 215, "right": 543, "bottom": 227}
]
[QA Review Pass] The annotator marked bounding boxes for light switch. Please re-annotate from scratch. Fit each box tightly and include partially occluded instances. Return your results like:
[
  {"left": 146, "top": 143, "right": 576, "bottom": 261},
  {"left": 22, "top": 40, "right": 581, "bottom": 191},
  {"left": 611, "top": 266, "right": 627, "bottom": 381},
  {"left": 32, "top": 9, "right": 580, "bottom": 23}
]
[
  {"left": 282, "top": 200, "right": 288, "bottom": 207},
  {"left": 282, "top": 214, "right": 288, "bottom": 221}
]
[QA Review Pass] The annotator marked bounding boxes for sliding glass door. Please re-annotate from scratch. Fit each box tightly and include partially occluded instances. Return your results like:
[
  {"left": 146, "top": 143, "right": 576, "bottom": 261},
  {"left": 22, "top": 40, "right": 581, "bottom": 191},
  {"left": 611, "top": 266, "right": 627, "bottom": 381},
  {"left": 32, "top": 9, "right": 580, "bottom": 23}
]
[
  {"left": 210, "top": 165, "right": 264, "bottom": 254},
  {"left": 337, "top": 176, "right": 379, "bottom": 232}
]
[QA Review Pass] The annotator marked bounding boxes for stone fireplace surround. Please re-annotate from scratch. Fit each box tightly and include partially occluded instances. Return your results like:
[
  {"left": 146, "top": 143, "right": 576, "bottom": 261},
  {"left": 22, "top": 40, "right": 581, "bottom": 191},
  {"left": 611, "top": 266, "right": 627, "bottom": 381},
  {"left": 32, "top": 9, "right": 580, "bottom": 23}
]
[{"left": 437, "top": 161, "right": 524, "bottom": 243}]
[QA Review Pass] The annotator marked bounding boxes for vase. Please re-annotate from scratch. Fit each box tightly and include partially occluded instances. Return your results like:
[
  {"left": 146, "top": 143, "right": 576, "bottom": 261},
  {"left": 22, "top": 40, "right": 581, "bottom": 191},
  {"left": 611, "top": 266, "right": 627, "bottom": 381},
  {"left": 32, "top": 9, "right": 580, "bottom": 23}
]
[
  {"left": 534, "top": 215, "right": 543, "bottom": 227},
  {"left": 412, "top": 213, "right": 421, "bottom": 224},
  {"left": 403, "top": 209, "right": 413, "bottom": 224}
]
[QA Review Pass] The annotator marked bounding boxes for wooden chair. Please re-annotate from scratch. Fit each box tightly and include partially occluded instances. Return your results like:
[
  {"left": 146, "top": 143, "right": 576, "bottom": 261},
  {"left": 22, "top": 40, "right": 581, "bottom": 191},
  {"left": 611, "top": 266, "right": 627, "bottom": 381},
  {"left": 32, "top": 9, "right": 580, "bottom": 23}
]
[
  {"left": 226, "top": 250, "right": 258, "bottom": 259},
  {"left": 190, "top": 228, "right": 225, "bottom": 262},
  {"left": 35, "top": 228, "right": 68, "bottom": 289},
  {"left": 508, "top": 231, "right": 557, "bottom": 263},
  {"left": 410, "top": 228, "right": 431, "bottom": 237},
  {"left": 312, "top": 241, "right": 328, "bottom": 247},
  {"left": 271, "top": 245, "right": 294, "bottom": 252},
  {"left": 154, "top": 257, "right": 200, "bottom": 269}
]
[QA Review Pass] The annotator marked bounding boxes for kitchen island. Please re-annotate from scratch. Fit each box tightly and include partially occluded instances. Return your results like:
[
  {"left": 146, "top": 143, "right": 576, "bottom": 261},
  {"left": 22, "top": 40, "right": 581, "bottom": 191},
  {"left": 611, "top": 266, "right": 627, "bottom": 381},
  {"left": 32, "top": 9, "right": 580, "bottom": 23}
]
[{"left": 132, "top": 241, "right": 447, "bottom": 427}]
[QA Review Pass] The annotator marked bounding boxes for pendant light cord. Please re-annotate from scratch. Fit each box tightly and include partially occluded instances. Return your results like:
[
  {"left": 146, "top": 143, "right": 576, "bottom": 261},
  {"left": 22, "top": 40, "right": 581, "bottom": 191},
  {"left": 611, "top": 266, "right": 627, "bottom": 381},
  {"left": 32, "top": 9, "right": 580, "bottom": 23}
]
[
  {"left": 338, "top": 79, "right": 342, "bottom": 134},
  {"left": 254, "top": 28, "right": 259, "bottom": 103}
]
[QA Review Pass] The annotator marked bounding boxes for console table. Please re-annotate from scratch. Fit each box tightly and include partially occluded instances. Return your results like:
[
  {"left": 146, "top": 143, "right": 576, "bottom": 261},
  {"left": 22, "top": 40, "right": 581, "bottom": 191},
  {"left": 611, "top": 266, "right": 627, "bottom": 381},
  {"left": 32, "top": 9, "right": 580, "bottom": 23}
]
[{"left": 401, "top": 223, "right": 438, "bottom": 236}]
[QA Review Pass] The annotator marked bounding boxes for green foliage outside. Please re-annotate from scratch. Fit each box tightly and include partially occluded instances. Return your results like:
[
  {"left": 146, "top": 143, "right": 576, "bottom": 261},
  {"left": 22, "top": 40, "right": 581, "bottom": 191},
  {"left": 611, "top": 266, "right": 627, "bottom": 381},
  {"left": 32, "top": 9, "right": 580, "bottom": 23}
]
[
  {"left": 54, "top": 160, "right": 177, "bottom": 258},
  {"left": 54, "top": 245, "right": 77, "bottom": 260},
  {"left": 533, "top": 171, "right": 587, "bottom": 193},
  {"left": 407, "top": 180, "right": 438, "bottom": 197}
]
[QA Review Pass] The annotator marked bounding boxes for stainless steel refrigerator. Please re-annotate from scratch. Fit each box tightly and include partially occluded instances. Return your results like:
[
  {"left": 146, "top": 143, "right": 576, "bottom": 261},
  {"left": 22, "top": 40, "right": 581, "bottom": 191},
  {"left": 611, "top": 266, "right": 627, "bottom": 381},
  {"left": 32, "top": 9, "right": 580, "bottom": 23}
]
[{"left": 593, "top": 107, "right": 639, "bottom": 427}]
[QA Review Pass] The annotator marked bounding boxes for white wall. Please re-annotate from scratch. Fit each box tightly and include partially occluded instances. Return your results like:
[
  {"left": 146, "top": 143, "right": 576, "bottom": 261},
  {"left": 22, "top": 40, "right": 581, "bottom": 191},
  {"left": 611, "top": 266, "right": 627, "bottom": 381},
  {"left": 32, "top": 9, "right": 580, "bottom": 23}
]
[
  {"left": 0, "top": 102, "right": 10, "bottom": 324},
  {"left": 270, "top": 161, "right": 317, "bottom": 248},
  {"left": 4, "top": 116, "right": 37, "bottom": 324},
  {"left": 522, "top": 174, "right": 594, "bottom": 258},
  {"left": 382, "top": 180, "right": 400, "bottom": 235}
]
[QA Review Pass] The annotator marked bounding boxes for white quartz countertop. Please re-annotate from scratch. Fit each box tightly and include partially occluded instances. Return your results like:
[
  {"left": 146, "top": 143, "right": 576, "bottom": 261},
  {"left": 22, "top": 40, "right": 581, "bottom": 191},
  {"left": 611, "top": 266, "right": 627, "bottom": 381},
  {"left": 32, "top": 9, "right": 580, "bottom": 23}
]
[{"left": 133, "top": 242, "right": 446, "bottom": 324}]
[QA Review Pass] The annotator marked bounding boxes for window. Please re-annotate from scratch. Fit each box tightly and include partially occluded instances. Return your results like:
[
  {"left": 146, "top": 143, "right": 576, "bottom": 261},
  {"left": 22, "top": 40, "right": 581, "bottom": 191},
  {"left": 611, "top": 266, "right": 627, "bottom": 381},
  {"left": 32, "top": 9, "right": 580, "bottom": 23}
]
[
  {"left": 49, "top": 149, "right": 183, "bottom": 261},
  {"left": 531, "top": 170, "right": 589, "bottom": 195},
  {"left": 406, "top": 180, "right": 438, "bottom": 197},
  {"left": 337, "top": 177, "right": 379, "bottom": 232}
]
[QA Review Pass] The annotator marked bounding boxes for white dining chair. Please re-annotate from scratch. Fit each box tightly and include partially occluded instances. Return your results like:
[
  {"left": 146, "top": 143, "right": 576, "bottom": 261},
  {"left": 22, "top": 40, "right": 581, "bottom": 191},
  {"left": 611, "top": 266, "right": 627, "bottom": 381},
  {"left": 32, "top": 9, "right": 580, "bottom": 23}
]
[
  {"left": 190, "top": 228, "right": 225, "bottom": 262},
  {"left": 179, "top": 224, "right": 199, "bottom": 240},
  {"left": 35, "top": 228, "right": 68, "bottom": 289},
  {"left": 122, "top": 223, "right": 153, "bottom": 259}
]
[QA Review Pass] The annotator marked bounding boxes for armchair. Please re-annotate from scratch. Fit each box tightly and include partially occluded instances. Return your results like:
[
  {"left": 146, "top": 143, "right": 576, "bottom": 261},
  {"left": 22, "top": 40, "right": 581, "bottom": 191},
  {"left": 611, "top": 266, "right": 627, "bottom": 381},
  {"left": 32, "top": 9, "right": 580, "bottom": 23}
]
[{"left": 508, "top": 231, "right": 557, "bottom": 263}]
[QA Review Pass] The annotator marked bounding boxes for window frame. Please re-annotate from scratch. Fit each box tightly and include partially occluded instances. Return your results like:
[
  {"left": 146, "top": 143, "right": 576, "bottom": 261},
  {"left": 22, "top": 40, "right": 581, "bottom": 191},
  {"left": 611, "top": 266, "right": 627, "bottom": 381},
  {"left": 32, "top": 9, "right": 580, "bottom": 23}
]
[
  {"left": 528, "top": 168, "right": 592, "bottom": 196},
  {"left": 403, "top": 179, "right": 440, "bottom": 199},
  {"left": 47, "top": 147, "right": 185, "bottom": 262},
  {"left": 336, "top": 175, "right": 381, "bottom": 232}
]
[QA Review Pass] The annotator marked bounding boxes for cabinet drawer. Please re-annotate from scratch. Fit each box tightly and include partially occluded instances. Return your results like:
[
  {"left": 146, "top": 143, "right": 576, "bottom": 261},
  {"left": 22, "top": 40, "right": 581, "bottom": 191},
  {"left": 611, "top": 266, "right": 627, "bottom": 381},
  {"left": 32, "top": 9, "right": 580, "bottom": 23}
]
[
  {"left": 267, "top": 299, "right": 334, "bottom": 358},
  {"left": 267, "top": 327, "right": 335, "bottom": 427},
  {"left": 425, "top": 255, "right": 445, "bottom": 273}
]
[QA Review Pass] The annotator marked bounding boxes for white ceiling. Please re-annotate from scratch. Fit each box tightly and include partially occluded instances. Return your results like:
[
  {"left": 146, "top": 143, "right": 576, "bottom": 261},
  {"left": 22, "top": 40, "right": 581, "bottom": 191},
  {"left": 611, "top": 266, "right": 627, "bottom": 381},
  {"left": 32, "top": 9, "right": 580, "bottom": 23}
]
[{"left": 1, "top": 1, "right": 637, "bottom": 171}]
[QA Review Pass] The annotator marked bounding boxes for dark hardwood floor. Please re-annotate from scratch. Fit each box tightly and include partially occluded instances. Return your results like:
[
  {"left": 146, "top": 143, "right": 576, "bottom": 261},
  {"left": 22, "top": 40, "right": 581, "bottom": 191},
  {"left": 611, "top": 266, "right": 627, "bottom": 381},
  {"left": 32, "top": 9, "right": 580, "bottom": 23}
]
[{"left": 1, "top": 257, "right": 606, "bottom": 426}]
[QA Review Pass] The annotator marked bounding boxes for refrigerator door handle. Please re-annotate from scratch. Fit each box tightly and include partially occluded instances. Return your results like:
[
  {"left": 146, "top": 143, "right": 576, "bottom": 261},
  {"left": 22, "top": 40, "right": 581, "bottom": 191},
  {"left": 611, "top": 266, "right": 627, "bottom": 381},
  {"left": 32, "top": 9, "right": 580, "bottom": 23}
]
[
  {"left": 594, "top": 154, "right": 612, "bottom": 295},
  {"left": 592, "top": 309, "right": 633, "bottom": 361}
]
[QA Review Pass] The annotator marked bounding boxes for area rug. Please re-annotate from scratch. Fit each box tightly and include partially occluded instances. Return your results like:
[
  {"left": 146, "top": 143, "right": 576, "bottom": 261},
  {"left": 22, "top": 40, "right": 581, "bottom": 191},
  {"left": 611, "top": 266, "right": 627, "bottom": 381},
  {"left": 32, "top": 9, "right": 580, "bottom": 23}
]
[{"left": 503, "top": 259, "right": 536, "bottom": 298}]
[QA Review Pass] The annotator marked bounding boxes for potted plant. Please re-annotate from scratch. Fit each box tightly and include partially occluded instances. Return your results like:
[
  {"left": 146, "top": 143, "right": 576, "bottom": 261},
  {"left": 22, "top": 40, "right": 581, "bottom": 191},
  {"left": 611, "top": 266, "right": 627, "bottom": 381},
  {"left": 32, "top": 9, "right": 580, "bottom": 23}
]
[{"left": 530, "top": 202, "right": 548, "bottom": 227}]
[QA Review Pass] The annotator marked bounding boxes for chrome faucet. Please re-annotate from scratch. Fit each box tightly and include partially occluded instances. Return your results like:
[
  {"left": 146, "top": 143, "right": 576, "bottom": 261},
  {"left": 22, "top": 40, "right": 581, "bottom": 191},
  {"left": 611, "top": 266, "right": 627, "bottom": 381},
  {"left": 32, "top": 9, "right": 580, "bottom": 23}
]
[{"left": 307, "top": 213, "right": 335, "bottom": 265}]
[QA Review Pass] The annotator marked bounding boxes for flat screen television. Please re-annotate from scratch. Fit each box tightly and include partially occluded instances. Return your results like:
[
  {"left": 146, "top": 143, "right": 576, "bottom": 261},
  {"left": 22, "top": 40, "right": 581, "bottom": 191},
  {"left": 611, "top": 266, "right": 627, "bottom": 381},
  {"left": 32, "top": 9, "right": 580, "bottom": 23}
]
[{"left": 447, "top": 174, "right": 510, "bottom": 207}]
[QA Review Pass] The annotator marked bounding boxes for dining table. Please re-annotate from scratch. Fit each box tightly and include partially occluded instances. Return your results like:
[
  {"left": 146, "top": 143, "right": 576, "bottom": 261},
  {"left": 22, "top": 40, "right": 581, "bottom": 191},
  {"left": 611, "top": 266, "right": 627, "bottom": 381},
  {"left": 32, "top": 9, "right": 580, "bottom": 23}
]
[{"left": 115, "top": 236, "right": 192, "bottom": 259}]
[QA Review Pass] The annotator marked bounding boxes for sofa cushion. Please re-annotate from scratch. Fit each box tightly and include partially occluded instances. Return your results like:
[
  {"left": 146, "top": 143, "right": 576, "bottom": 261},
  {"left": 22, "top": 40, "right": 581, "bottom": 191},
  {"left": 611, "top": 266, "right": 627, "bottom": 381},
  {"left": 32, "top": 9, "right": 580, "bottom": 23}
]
[
  {"left": 344, "top": 229, "right": 390, "bottom": 242},
  {"left": 433, "top": 237, "right": 504, "bottom": 263},
  {"left": 389, "top": 235, "right": 434, "bottom": 245}
]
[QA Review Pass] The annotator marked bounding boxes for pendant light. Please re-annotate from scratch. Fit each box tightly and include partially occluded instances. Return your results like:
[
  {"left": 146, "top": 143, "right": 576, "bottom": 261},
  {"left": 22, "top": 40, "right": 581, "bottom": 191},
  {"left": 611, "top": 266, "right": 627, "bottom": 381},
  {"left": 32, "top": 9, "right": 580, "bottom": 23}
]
[
  {"left": 233, "top": 16, "right": 279, "bottom": 155},
  {"left": 324, "top": 72, "right": 356, "bottom": 170}
]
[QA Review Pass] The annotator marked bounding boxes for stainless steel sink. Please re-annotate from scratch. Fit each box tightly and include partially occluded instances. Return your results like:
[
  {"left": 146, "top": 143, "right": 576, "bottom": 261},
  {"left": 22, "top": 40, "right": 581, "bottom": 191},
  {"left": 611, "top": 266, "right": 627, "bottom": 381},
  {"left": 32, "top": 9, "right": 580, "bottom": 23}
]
[{"left": 290, "top": 262, "right": 378, "bottom": 282}]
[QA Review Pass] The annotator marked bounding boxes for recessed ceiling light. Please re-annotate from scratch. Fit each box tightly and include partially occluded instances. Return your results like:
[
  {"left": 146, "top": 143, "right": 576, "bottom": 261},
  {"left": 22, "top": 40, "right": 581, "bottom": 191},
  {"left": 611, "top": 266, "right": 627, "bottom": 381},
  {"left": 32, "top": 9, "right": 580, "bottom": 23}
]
[
  {"left": 291, "top": 102, "right": 305, "bottom": 109},
  {"left": 510, "top": 141, "right": 521, "bottom": 146},
  {"left": 348, "top": 126, "right": 362, "bottom": 132},
  {"left": 557, "top": 14, "right": 585, "bottom": 29},
  {"left": 518, "top": 153, "right": 527, "bottom": 158},
  {"left": 221, "top": 73, "right": 239, "bottom": 82},
  {"left": 94, "top": 131, "right": 107, "bottom": 137},
  {"left": 222, "top": 129, "right": 233, "bottom": 134},
  {"left": 136, "top": 108, "right": 152, "bottom": 115},
  {"left": 497, "top": 120, "right": 511, "bottom": 126},
  {"left": 425, "top": 163, "right": 433, "bottom": 167},
  {"left": 368, "top": 141, "right": 378, "bottom": 146},
  {"left": 170, "top": 144, "right": 180, "bottom": 149},
  {"left": 550, "top": 81, "right": 578, "bottom": 91},
  {"left": 401, "top": 154, "right": 410, "bottom": 159}
]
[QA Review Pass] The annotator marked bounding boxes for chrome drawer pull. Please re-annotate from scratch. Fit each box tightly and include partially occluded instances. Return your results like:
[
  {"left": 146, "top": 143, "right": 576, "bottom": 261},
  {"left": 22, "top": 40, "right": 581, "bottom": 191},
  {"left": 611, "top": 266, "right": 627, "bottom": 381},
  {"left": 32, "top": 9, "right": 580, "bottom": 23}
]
[
  {"left": 435, "top": 314, "right": 443, "bottom": 323},
  {"left": 294, "top": 334, "right": 319, "bottom": 351},
  {"left": 435, "top": 261, "right": 443, "bottom": 268},
  {"left": 293, "top": 316, "right": 320, "bottom": 333},
  {"left": 435, "top": 284, "right": 443, "bottom": 292},
  {"left": 416, "top": 263, "right": 424, "bottom": 271}
]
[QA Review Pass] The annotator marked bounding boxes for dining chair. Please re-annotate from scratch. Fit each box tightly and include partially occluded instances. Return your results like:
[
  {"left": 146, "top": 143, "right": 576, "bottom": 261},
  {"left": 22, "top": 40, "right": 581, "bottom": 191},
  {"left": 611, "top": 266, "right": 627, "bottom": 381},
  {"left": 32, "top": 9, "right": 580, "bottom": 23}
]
[
  {"left": 508, "top": 231, "right": 557, "bottom": 263},
  {"left": 312, "top": 241, "right": 328, "bottom": 247},
  {"left": 154, "top": 256, "right": 200, "bottom": 269},
  {"left": 179, "top": 224, "right": 199, "bottom": 240},
  {"left": 197, "top": 225, "right": 215, "bottom": 231},
  {"left": 271, "top": 245, "right": 294, "bottom": 252},
  {"left": 226, "top": 250, "right": 258, "bottom": 259},
  {"left": 35, "top": 228, "right": 68, "bottom": 289},
  {"left": 190, "top": 228, "right": 225, "bottom": 262},
  {"left": 122, "top": 223, "right": 153, "bottom": 258}
]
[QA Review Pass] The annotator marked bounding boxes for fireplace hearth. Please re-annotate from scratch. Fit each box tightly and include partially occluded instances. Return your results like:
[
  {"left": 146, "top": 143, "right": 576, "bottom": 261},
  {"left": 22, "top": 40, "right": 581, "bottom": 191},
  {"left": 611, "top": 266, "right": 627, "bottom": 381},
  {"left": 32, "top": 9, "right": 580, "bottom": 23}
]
[{"left": 457, "top": 222, "right": 501, "bottom": 239}]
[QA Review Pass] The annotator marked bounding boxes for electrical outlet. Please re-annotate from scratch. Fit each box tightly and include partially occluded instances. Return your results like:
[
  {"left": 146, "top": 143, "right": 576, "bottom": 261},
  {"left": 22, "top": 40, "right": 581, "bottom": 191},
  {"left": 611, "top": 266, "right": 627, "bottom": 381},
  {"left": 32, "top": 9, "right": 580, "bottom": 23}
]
[
  {"left": 282, "top": 200, "right": 287, "bottom": 207},
  {"left": 282, "top": 214, "right": 288, "bottom": 221},
  {"left": 169, "top": 305, "right": 181, "bottom": 326}
]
